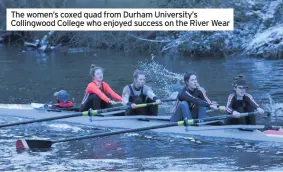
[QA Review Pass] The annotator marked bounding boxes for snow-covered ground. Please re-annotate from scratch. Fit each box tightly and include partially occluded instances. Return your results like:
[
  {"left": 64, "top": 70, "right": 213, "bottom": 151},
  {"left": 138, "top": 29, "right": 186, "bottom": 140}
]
[{"left": 245, "top": 24, "right": 283, "bottom": 59}]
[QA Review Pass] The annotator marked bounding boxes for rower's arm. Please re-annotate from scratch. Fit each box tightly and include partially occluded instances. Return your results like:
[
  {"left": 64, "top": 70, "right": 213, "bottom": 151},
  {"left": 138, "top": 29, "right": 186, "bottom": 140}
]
[
  {"left": 226, "top": 94, "right": 234, "bottom": 113},
  {"left": 245, "top": 93, "right": 259, "bottom": 110},
  {"left": 86, "top": 82, "right": 111, "bottom": 103},
  {"left": 122, "top": 86, "right": 131, "bottom": 105},
  {"left": 178, "top": 90, "right": 210, "bottom": 107},
  {"left": 104, "top": 82, "right": 122, "bottom": 102},
  {"left": 198, "top": 88, "right": 212, "bottom": 104},
  {"left": 144, "top": 85, "right": 159, "bottom": 101}
]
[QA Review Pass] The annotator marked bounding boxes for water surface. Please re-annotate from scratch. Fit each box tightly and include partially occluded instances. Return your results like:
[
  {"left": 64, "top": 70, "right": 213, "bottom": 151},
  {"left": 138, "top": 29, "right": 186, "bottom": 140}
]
[{"left": 0, "top": 47, "right": 283, "bottom": 171}]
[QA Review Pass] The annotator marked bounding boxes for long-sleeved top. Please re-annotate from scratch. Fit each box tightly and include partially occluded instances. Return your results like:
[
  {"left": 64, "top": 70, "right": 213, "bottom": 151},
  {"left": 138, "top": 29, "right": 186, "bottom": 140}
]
[
  {"left": 226, "top": 93, "right": 259, "bottom": 113},
  {"left": 174, "top": 87, "right": 212, "bottom": 111},
  {"left": 83, "top": 81, "right": 122, "bottom": 103}
]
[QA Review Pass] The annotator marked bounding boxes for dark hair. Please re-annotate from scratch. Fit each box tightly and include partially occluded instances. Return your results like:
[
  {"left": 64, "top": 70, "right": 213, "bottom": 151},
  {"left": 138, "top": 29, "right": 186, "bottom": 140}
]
[
  {"left": 89, "top": 64, "right": 103, "bottom": 77},
  {"left": 184, "top": 72, "right": 196, "bottom": 85},
  {"left": 133, "top": 70, "right": 146, "bottom": 79},
  {"left": 233, "top": 74, "right": 246, "bottom": 87}
]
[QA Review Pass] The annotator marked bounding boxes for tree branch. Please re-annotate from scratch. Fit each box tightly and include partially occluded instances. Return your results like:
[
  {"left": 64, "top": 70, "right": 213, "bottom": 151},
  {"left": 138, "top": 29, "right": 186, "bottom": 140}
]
[{"left": 127, "top": 33, "right": 172, "bottom": 43}]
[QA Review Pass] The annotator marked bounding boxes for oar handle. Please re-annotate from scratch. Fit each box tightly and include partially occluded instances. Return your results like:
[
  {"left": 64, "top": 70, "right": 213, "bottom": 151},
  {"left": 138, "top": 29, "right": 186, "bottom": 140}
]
[
  {"left": 120, "top": 99, "right": 177, "bottom": 109},
  {"left": 238, "top": 111, "right": 259, "bottom": 117},
  {"left": 161, "top": 99, "right": 176, "bottom": 102},
  {"left": 216, "top": 105, "right": 226, "bottom": 112},
  {"left": 95, "top": 105, "right": 129, "bottom": 114},
  {"left": 134, "top": 102, "right": 158, "bottom": 108},
  {"left": 182, "top": 111, "right": 259, "bottom": 126},
  {"left": 95, "top": 99, "right": 176, "bottom": 113}
]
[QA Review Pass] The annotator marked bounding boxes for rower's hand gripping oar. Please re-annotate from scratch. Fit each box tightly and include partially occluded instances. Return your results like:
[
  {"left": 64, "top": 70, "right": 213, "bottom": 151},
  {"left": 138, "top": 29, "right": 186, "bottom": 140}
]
[
  {"left": 192, "top": 111, "right": 259, "bottom": 124},
  {"left": 15, "top": 111, "right": 258, "bottom": 150},
  {"left": 183, "top": 105, "right": 225, "bottom": 132},
  {"left": 86, "top": 98, "right": 175, "bottom": 121},
  {"left": 0, "top": 99, "right": 176, "bottom": 128},
  {"left": 184, "top": 111, "right": 259, "bottom": 132},
  {"left": 217, "top": 105, "right": 226, "bottom": 112},
  {"left": 132, "top": 98, "right": 176, "bottom": 108}
]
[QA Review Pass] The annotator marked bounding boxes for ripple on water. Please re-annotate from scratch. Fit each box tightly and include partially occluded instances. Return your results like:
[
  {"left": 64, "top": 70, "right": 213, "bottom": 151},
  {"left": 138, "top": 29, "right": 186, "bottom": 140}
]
[
  {"left": 16, "top": 156, "right": 233, "bottom": 171},
  {"left": 44, "top": 123, "right": 83, "bottom": 133},
  {"left": 2, "top": 114, "right": 283, "bottom": 171}
]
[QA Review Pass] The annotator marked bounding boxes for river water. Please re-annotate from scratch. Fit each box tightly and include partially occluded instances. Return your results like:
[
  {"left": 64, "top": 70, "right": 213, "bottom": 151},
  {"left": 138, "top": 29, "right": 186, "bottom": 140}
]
[{"left": 0, "top": 46, "right": 283, "bottom": 171}]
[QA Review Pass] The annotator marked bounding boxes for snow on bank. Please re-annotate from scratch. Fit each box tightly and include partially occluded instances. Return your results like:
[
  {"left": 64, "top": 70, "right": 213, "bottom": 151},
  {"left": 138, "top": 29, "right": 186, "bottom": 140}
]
[{"left": 245, "top": 24, "right": 283, "bottom": 59}]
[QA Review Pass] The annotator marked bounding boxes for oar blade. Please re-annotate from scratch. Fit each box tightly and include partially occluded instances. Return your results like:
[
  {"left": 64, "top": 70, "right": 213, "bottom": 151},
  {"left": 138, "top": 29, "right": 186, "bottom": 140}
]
[{"left": 16, "top": 139, "right": 53, "bottom": 149}]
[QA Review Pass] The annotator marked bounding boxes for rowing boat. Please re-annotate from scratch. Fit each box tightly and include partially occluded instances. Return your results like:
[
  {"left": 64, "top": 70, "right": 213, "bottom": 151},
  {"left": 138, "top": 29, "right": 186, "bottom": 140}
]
[{"left": 0, "top": 103, "right": 283, "bottom": 143}]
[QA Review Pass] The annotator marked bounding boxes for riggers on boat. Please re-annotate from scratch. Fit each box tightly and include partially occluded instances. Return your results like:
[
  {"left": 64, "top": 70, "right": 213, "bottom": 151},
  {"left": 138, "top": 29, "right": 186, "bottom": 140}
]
[{"left": 1, "top": 103, "right": 283, "bottom": 143}]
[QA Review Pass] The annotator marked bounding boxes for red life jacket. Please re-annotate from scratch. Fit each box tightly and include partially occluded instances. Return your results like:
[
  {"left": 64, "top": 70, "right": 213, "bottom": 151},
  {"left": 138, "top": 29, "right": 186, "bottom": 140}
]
[{"left": 55, "top": 101, "right": 74, "bottom": 108}]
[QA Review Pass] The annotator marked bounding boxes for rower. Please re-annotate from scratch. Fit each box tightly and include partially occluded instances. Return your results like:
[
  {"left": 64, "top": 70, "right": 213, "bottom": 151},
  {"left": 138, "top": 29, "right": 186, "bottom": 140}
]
[
  {"left": 53, "top": 90, "right": 74, "bottom": 108},
  {"left": 170, "top": 72, "right": 219, "bottom": 122},
  {"left": 79, "top": 64, "right": 122, "bottom": 112},
  {"left": 122, "top": 70, "right": 161, "bottom": 116},
  {"left": 225, "top": 74, "right": 265, "bottom": 125}
]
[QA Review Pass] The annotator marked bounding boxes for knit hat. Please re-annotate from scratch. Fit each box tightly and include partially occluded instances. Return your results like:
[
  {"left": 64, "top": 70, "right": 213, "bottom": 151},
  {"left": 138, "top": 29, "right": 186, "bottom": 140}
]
[
  {"left": 233, "top": 79, "right": 248, "bottom": 88},
  {"left": 54, "top": 90, "right": 70, "bottom": 103}
]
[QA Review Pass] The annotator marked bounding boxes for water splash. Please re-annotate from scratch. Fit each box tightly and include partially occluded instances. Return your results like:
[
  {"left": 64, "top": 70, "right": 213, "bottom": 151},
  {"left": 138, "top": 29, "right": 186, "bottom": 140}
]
[
  {"left": 138, "top": 60, "right": 183, "bottom": 81},
  {"left": 137, "top": 60, "right": 183, "bottom": 99},
  {"left": 260, "top": 93, "right": 275, "bottom": 113},
  {"left": 45, "top": 123, "right": 83, "bottom": 133},
  {"left": 137, "top": 60, "right": 184, "bottom": 113},
  {"left": 260, "top": 93, "right": 283, "bottom": 118}
]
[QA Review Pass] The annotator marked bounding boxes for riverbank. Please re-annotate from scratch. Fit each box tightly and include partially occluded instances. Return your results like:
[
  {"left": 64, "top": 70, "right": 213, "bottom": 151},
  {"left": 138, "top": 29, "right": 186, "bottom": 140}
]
[{"left": 1, "top": 0, "right": 282, "bottom": 59}]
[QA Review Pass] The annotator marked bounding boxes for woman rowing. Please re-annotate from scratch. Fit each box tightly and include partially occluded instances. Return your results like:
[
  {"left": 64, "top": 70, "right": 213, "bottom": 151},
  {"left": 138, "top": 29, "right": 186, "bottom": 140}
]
[
  {"left": 225, "top": 74, "right": 264, "bottom": 125},
  {"left": 170, "top": 72, "right": 219, "bottom": 122},
  {"left": 79, "top": 64, "right": 122, "bottom": 111},
  {"left": 122, "top": 70, "right": 161, "bottom": 116}
]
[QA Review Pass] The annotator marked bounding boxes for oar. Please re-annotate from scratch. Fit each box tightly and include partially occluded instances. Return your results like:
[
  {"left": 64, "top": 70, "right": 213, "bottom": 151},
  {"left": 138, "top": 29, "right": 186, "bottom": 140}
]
[
  {"left": 16, "top": 111, "right": 258, "bottom": 149},
  {"left": 193, "top": 111, "right": 258, "bottom": 123},
  {"left": 0, "top": 99, "right": 176, "bottom": 128}
]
